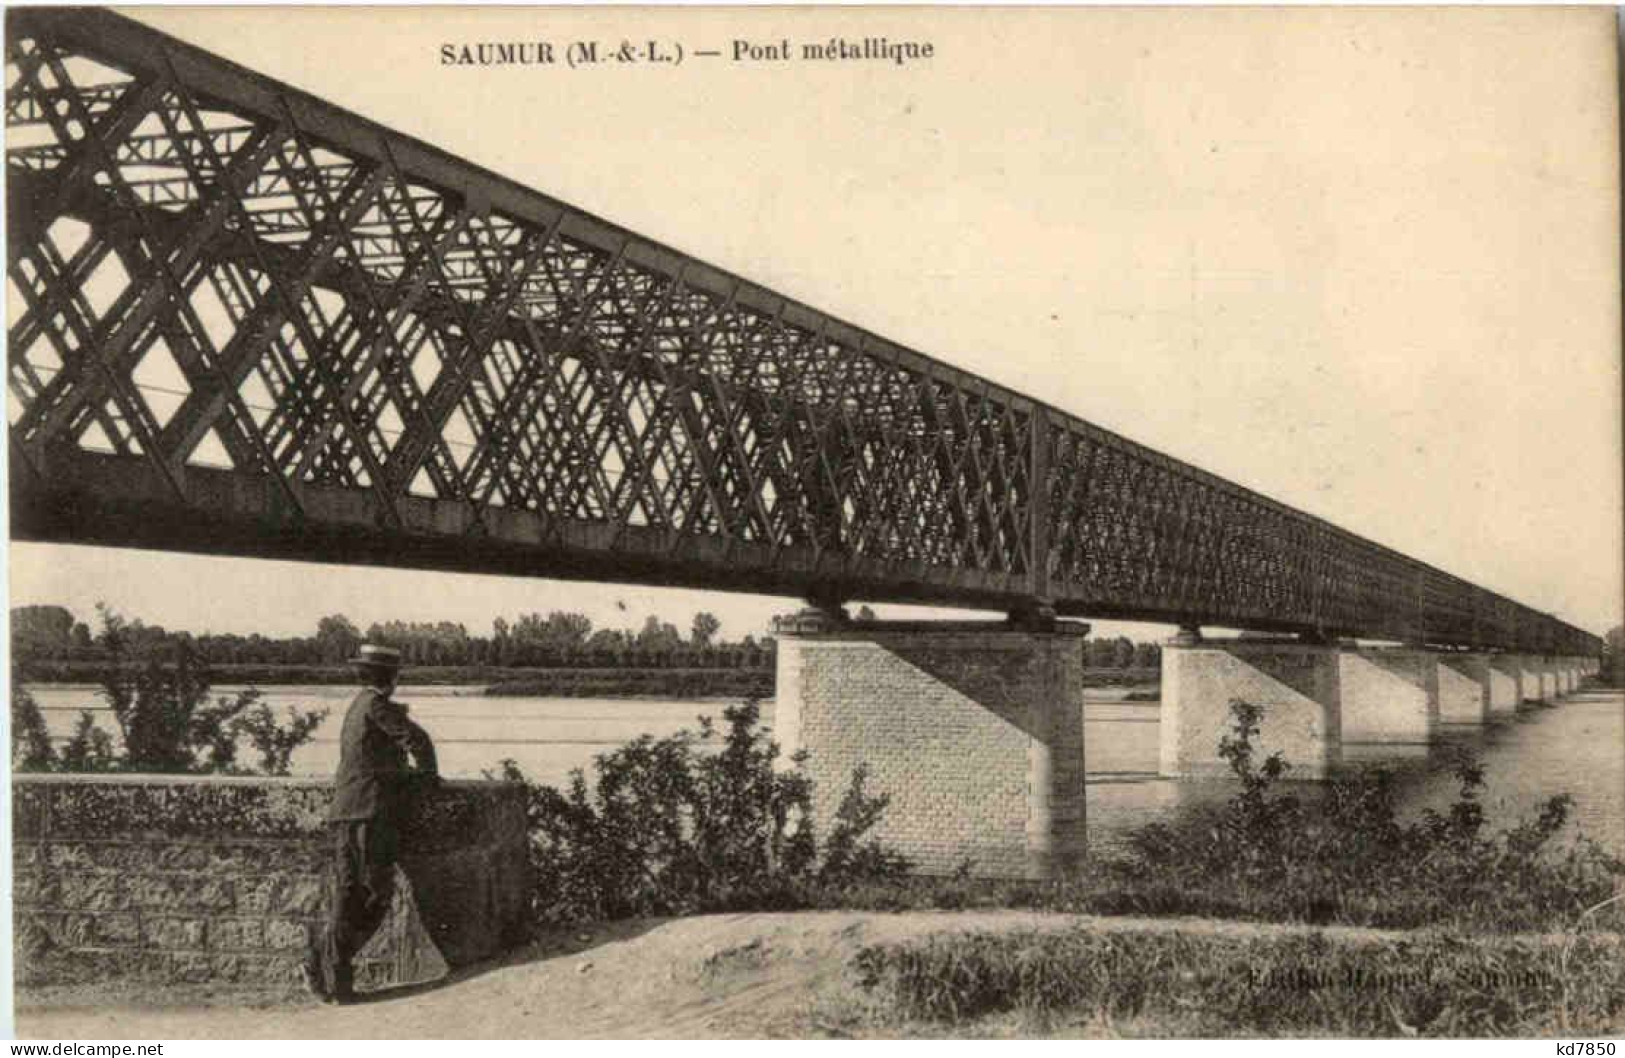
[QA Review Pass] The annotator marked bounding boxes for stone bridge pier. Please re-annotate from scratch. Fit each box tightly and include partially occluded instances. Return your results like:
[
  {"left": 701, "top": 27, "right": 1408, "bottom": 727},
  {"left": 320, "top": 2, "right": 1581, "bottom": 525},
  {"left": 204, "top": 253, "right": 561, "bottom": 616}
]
[
  {"left": 1513, "top": 655, "right": 1545, "bottom": 705},
  {"left": 1159, "top": 632, "right": 1598, "bottom": 778},
  {"left": 1536, "top": 658, "right": 1559, "bottom": 703},
  {"left": 773, "top": 609, "right": 1088, "bottom": 881},
  {"left": 1338, "top": 647, "right": 1439, "bottom": 757},
  {"left": 1436, "top": 652, "right": 1495, "bottom": 727},
  {"left": 1158, "top": 636, "right": 1341, "bottom": 780},
  {"left": 1486, "top": 655, "right": 1525, "bottom": 719}
]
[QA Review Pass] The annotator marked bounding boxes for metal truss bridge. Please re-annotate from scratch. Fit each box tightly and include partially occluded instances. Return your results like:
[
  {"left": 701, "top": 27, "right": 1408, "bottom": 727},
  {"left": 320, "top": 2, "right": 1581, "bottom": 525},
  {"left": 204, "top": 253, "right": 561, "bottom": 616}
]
[{"left": 4, "top": 9, "right": 1600, "bottom": 657}]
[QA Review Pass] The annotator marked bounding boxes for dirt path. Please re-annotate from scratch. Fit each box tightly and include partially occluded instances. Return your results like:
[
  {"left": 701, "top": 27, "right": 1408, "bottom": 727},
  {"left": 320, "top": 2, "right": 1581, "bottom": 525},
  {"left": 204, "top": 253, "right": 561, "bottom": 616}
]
[{"left": 16, "top": 910, "right": 1461, "bottom": 1039}]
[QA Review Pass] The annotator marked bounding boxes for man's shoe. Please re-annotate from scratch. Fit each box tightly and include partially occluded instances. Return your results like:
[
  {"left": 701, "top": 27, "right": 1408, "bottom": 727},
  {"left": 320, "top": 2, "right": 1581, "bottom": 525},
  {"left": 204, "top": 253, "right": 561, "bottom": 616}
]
[
  {"left": 330, "top": 968, "right": 357, "bottom": 1006},
  {"left": 300, "top": 961, "right": 332, "bottom": 1004}
]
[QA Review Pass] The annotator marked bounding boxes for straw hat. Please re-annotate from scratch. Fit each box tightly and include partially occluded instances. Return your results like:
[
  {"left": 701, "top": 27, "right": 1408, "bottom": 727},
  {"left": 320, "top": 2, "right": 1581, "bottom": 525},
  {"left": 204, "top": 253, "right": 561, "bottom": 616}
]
[{"left": 348, "top": 643, "right": 403, "bottom": 671}]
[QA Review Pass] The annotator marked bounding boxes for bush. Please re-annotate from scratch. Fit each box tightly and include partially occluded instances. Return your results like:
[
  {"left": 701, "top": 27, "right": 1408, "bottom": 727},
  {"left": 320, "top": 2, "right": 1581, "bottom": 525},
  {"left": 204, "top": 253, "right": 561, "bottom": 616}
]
[
  {"left": 494, "top": 699, "right": 908, "bottom": 926},
  {"left": 9, "top": 606, "right": 327, "bottom": 777},
  {"left": 1095, "top": 698, "right": 1625, "bottom": 931},
  {"left": 10, "top": 682, "right": 54, "bottom": 771}
]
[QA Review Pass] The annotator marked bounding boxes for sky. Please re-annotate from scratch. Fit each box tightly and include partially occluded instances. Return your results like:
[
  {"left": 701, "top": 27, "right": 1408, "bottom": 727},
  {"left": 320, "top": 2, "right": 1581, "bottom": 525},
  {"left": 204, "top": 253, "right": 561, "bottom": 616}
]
[{"left": 6, "top": 6, "right": 1621, "bottom": 645}]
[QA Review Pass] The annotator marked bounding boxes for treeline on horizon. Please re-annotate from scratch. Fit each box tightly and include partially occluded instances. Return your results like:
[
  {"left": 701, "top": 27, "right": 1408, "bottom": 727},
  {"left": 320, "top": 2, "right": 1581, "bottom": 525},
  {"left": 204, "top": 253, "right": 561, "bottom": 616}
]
[{"left": 10, "top": 603, "right": 1166, "bottom": 674}]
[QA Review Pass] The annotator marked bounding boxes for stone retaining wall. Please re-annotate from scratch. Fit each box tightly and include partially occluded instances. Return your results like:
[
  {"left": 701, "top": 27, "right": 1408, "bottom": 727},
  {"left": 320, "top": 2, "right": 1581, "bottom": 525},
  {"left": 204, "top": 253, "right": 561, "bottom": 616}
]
[{"left": 11, "top": 775, "right": 530, "bottom": 990}]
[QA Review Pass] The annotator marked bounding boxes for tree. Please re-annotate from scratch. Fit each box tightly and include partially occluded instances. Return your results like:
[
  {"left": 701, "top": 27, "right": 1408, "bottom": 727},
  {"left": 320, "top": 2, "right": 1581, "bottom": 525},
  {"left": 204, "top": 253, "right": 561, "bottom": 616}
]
[
  {"left": 12, "top": 605, "right": 75, "bottom": 657},
  {"left": 99, "top": 637, "right": 257, "bottom": 772},
  {"left": 10, "top": 680, "right": 55, "bottom": 771},
  {"left": 586, "top": 628, "right": 630, "bottom": 653},
  {"left": 550, "top": 612, "right": 592, "bottom": 648},
  {"left": 856, "top": 605, "right": 877, "bottom": 622},
  {"left": 636, "top": 616, "right": 683, "bottom": 652},
  {"left": 690, "top": 612, "right": 721, "bottom": 648},
  {"left": 315, "top": 614, "right": 362, "bottom": 664},
  {"left": 511, "top": 611, "right": 593, "bottom": 650}
]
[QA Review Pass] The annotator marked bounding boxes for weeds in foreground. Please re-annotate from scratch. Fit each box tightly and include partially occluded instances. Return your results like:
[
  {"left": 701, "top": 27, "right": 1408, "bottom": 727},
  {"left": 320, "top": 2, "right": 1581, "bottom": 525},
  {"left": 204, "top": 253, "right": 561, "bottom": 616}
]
[
  {"left": 853, "top": 929, "right": 1625, "bottom": 1036},
  {"left": 1098, "top": 699, "right": 1624, "bottom": 932}
]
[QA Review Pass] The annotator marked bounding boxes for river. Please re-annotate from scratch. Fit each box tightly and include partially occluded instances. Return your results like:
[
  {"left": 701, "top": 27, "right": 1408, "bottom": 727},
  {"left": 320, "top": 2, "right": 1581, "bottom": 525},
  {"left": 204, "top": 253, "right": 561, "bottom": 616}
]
[{"left": 24, "top": 683, "right": 1623, "bottom": 853}]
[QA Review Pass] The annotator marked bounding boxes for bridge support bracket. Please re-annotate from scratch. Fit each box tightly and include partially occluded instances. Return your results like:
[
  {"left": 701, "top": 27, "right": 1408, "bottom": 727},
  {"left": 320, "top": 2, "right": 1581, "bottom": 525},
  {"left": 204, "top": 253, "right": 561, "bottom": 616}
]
[
  {"left": 1007, "top": 597, "right": 1059, "bottom": 633},
  {"left": 1170, "top": 623, "right": 1203, "bottom": 647}
]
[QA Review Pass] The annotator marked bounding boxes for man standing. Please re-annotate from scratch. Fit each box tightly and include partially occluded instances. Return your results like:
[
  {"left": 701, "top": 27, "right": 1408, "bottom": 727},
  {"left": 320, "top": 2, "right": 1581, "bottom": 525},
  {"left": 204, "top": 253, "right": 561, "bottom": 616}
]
[{"left": 305, "top": 643, "right": 439, "bottom": 1004}]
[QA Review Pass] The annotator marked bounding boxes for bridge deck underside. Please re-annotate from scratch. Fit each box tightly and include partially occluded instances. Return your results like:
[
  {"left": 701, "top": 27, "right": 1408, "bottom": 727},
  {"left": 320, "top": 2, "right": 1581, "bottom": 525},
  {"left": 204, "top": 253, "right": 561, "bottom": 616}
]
[{"left": 3, "top": 9, "right": 1598, "bottom": 657}]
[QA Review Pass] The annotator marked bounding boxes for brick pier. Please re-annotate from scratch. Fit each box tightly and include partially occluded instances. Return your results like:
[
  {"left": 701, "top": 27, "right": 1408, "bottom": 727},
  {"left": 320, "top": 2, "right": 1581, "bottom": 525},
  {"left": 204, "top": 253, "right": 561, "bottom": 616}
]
[{"left": 773, "top": 614, "right": 1088, "bottom": 880}]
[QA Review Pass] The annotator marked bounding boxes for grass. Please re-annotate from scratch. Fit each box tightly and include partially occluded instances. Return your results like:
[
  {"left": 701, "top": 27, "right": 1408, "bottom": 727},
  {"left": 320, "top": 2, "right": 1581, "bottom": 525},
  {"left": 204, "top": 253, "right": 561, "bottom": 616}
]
[{"left": 851, "top": 928, "right": 1625, "bottom": 1037}]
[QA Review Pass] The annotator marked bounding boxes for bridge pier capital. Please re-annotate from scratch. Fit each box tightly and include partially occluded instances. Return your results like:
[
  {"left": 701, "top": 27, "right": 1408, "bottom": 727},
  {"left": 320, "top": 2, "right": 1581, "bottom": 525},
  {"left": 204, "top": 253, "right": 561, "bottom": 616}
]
[
  {"left": 1169, "top": 623, "right": 1204, "bottom": 646},
  {"left": 772, "top": 606, "right": 847, "bottom": 636},
  {"left": 1007, "top": 597, "right": 1060, "bottom": 633},
  {"left": 771, "top": 589, "right": 853, "bottom": 634}
]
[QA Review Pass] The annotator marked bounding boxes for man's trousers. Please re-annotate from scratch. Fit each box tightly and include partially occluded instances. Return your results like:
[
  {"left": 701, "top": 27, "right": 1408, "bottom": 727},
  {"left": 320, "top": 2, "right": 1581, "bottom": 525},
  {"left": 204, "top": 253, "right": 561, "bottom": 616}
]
[{"left": 309, "top": 818, "right": 397, "bottom": 999}]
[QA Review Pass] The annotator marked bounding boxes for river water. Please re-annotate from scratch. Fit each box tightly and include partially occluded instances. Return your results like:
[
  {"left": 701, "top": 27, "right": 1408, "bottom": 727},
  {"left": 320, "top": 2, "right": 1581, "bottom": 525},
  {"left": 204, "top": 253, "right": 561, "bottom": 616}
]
[{"left": 25, "top": 683, "right": 1623, "bottom": 854}]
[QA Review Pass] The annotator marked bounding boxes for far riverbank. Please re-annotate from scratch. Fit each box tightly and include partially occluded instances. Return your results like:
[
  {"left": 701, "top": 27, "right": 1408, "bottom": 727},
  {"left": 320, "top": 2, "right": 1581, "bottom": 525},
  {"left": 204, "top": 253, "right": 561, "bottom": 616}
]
[
  {"left": 18, "top": 660, "right": 774, "bottom": 698},
  {"left": 19, "top": 660, "right": 1160, "bottom": 697}
]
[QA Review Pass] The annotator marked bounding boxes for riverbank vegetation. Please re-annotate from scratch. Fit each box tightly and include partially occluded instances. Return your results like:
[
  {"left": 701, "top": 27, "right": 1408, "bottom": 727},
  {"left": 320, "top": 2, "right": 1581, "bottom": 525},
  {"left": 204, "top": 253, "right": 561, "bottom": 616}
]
[
  {"left": 11, "top": 603, "right": 775, "bottom": 674},
  {"left": 850, "top": 927, "right": 1625, "bottom": 1036},
  {"left": 11, "top": 603, "right": 1164, "bottom": 690},
  {"left": 10, "top": 608, "right": 325, "bottom": 776},
  {"left": 807, "top": 699, "right": 1624, "bottom": 935},
  {"left": 483, "top": 668, "right": 773, "bottom": 699},
  {"left": 496, "top": 696, "right": 1622, "bottom": 935},
  {"left": 493, "top": 699, "right": 909, "bottom": 926},
  {"left": 20, "top": 659, "right": 778, "bottom": 698},
  {"left": 483, "top": 694, "right": 1622, "bottom": 1036}
]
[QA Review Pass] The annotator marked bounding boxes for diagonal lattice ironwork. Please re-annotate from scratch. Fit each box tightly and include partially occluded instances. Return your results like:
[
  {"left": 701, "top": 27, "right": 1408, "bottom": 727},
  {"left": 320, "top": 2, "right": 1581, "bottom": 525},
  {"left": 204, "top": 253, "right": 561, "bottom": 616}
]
[{"left": 5, "top": 9, "right": 1600, "bottom": 658}]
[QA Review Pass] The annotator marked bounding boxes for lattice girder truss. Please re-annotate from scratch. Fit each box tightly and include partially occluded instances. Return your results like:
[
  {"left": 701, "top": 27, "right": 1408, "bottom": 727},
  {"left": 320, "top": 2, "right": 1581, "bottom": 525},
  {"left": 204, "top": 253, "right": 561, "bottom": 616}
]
[{"left": 4, "top": 9, "right": 1600, "bottom": 658}]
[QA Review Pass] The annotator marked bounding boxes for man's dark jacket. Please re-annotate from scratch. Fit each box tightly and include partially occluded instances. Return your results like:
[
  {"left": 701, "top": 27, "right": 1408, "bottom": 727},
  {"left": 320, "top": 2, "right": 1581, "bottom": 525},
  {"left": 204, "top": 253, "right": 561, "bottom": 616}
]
[{"left": 328, "top": 687, "right": 438, "bottom": 822}]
